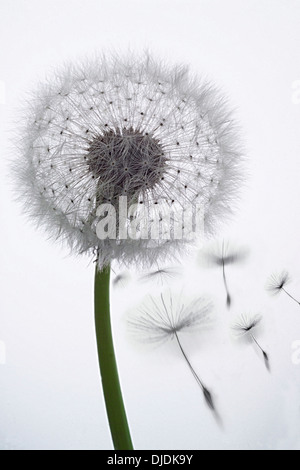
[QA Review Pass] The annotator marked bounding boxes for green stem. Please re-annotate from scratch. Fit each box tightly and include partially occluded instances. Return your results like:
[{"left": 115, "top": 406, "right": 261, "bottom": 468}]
[{"left": 94, "top": 264, "right": 133, "bottom": 450}]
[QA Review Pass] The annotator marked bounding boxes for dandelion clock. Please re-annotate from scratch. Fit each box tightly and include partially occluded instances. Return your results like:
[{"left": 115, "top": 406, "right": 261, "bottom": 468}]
[{"left": 13, "top": 53, "right": 244, "bottom": 449}]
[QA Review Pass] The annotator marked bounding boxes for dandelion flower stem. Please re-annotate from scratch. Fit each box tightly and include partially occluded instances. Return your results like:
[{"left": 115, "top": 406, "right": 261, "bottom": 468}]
[{"left": 94, "top": 265, "right": 133, "bottom": 450}]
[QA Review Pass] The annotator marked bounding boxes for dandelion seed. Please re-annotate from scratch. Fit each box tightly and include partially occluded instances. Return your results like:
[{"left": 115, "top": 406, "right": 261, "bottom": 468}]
[
  {"left": 138, "top": 266, "right": 182, "bottom": 285},
  {"left": 128, "top": 292, "right": 218, "bottom": 415},
  {"left": 112, "top": 271, "right": 131, "bottom": 289},
  {"left": 266, "top": 271, "right": 300, "bottom": 307},
  {"left": 201, "top": 240, "right": 249, "bottom": 309},
  {"left": 232, "top": 314, "right": 270, "bottom": 372}
]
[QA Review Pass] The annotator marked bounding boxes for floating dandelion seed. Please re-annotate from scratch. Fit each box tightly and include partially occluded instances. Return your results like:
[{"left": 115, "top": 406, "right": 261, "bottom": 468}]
[
  {"left": 201, "top": 240, "right": 249, "bottom": 308},
  {"left": 232, "top": 314, "right": 270, "bottom": 372},
  {"left": 13, "top": 52, "right": 244, "bottom": 449},
  {"left": 128, "top": 292, "right": 218, "bottom": 415},
  {"left": 139, "top": 266, "right": 182, "bottom": 284},
  {"left": 266, "top": 271, "right": 300, "bottom": 307},
  {"left": 112, "top": 271, "right": 131, "bottom": 289}
]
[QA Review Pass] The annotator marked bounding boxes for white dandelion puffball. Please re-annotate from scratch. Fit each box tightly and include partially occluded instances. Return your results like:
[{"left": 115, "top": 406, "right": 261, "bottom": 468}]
[{"left": 15, "top": 53, "right": 244, "bottom": 268}]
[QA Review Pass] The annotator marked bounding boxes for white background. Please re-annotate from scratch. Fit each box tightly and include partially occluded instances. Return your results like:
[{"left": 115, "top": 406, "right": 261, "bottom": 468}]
[{"left": 1, "top": 0, "right": 300, "bottom": 450}]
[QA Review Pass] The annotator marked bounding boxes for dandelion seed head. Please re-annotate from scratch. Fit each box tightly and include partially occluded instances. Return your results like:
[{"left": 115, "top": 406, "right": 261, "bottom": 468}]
[
  {"left": 87, "top": 127, "right": 166, "bottom": 200},
  {"left": 266, "top": 270, "right": 291, "bottom": 296},
  {"left": 14, "top": 53, "right": 244, "bottom": 268}
]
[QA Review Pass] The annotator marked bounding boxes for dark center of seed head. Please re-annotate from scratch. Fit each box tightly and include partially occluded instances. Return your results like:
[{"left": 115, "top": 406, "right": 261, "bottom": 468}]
[{"left": 86, "top": 127, "right": 166, "bottom": 199}]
